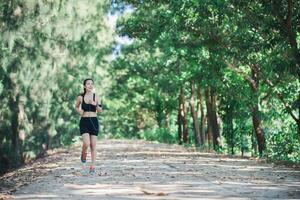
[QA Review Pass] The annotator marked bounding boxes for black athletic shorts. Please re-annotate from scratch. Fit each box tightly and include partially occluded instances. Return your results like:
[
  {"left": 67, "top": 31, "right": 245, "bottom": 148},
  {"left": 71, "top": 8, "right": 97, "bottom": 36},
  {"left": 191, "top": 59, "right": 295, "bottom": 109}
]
[{"left": 79, "top": 117, "right": 99, "bottom": 136}]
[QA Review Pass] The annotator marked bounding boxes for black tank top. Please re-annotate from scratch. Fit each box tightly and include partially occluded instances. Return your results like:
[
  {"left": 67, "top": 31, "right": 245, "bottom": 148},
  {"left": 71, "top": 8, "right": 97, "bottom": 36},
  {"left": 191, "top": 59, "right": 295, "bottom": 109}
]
[{"left": 81, "top": 93, "right": 96, "bottom": 112}]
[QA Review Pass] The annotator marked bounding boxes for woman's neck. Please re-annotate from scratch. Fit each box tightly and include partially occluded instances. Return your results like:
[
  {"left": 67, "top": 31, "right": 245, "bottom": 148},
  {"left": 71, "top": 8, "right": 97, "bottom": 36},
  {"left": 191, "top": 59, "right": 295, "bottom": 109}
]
[{"left": 85, "top": 91, "right": 93, "bottom": 95}]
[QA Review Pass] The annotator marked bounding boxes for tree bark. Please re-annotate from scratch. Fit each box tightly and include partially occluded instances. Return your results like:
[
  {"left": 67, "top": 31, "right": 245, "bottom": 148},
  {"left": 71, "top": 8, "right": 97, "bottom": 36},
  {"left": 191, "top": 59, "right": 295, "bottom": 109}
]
[
  {"left": 154, "top": 93, "right": 164, "bottom": 128},
  {"left": 251, "top": 130, "right": 258, "bottom": 156},
  {"left": 205, "top": 87, "right": 221, "bottom": 150},
  {"left": 165, "top": 111, "right": 170, "bottom": 131},
  {"left": 250, "top": 66, "right": 266, "bottom": 156},
  {"left": 206, "top": 110, "right": 212, "bottom": 150},
  {"left": 178, "top": 87, "right": 189, "bottom": 144},
  {"left": 183, "top": 99, "right": 189, "bottom": 144},
  {"left": 298, "top": 91, "right": 300, "bottom": 136},
  {"left": 177, "top": 87, "right": 184, "bottom": 144},
  {"left": 190, "top": 81, "right": 201, "bottom": 146},
  {"left": 252, "top": 105, "right": 265, "bottom": 155},
  {"left": 284, "top": 0, "right": 300, "bottom": 76},
  {"left": 10, "top": 93, "right": 25, "bottom": 165},
  {"left": 197, "top": 84, "right": 205, "bottom": 145},
  {"left": 223, "top": 104, "right": 234, "bottom": 155}
]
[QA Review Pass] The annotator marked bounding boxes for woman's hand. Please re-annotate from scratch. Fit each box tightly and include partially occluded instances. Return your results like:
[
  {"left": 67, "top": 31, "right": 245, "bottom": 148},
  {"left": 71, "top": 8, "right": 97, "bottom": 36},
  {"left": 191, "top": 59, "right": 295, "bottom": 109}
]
[{"left": 97, "top": 105, "right": 103, "bottom": 112}]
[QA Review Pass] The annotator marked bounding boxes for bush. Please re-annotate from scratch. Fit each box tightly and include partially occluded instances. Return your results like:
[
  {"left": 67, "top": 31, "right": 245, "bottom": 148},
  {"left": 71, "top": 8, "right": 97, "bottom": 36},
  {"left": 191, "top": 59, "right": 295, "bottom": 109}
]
[
  {"left": 267, "top": 125, "right": 300, "bottom": 163},
  {"left": 139, "top": 128, "right": 176, "bottom": 144}
]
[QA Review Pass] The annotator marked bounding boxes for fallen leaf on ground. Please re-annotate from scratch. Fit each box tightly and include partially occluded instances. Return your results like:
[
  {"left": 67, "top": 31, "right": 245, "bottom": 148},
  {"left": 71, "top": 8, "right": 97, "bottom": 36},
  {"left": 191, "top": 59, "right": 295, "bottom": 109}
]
[{"left": 140, "top": 189, "right": 167, "bottom": 196}]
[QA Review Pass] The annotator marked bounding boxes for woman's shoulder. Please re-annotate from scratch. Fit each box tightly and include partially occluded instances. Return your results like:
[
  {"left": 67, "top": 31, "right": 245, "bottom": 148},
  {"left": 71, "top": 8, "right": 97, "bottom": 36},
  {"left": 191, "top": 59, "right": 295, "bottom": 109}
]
[{"left": 77, "top": 94, "right": 83, "bottom": 100}]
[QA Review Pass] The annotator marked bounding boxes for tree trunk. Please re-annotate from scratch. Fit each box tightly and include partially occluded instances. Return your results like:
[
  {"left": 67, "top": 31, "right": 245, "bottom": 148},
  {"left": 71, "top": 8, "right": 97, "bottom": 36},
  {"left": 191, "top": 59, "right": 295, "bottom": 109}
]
[
  {"left": 285, "top": 0, "right": 300, "bottom": 137},
  {"left": 165, "top": 111, "right": 170, "bottom": 131},
  {"left": 298, "top": 95, "right": 300, "bottom": 136},
  {"left": 190, "top": 81, "right": 201, "bottom": 146},
  {"left": 205, "top": 87, "right": 221, "bottom": 150},
  {"left": 252, "top": 105, "right": 266, "bottom": 156},
  {"left": 183, "top": 101, "right": 189, "bottom": 144},
  {"left": 206, "top": 111, "right": 212, "bottom": 150},
  {"left": 250, "top": 66, "right": 266, "bottom": 156},
  {"left": 223, "top": 105, "right": 234, "bottom": 155},
  {"left": 197, "top": 84, "right": 205, "bottom": 145},
  {"left": 179, "top": 87, "right": 189, "bottom": 144},
  {"left": 251, "top": 130, "right": 257, "bottom": 156},
  {"left": 284, "top": 0, "right": 300, "bottom": 77},
  {"left": 177, "top": 87, "right": 184, "bottom": 144},
  {"left": 154, "top": 93, "right": 164, "bottom": 128},
  {"left": 10, "top": 93, "right": 25, "bottom": 165}
]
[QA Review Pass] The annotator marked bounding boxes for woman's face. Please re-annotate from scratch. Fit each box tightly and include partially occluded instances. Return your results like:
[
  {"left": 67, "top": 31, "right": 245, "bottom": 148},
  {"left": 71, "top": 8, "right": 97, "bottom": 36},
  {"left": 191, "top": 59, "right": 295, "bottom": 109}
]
[{"left": 84, "top": 80, "right": 94, "bottom": 92}]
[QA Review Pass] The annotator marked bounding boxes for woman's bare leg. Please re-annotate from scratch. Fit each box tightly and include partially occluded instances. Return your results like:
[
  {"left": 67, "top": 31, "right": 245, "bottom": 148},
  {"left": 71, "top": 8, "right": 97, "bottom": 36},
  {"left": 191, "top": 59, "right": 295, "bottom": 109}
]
[
  {"left": 90, "top": 135, "right": 97, "bottom": 167},
  {"left": 81, "top": 133, "right": 90, "bottom": 161}
]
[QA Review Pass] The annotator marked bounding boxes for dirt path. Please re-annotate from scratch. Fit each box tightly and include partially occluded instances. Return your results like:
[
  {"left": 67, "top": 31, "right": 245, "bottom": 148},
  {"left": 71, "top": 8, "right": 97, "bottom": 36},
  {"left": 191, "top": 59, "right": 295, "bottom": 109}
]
[{"left": 2, "top": 139, "right": 300, "bottom": 200}]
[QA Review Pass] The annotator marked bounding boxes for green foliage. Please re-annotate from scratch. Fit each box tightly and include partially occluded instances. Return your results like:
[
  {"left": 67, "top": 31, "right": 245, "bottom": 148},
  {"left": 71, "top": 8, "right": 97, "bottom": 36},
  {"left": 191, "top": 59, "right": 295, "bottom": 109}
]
[
  {"left": 0, "top": 0, "right": 113, "bottom": 174},
  {"left": 139, "top": 128, "right": 177, "bottom": 144},
  {"left": 267, "top": 124, "right": 300, "bottom": 163},
  {"left": 108, "top": 0, "right": 300, "bottom": 163},
  {"left": 1, "top": 0, "right": 300, "bottom": 175}
]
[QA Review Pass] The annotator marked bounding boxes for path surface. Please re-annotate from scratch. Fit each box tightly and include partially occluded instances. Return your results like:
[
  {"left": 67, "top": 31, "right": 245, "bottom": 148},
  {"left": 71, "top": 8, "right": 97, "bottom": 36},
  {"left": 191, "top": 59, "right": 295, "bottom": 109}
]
[{"left": 5, "top": 139, "right": 300, "bottom": 199}]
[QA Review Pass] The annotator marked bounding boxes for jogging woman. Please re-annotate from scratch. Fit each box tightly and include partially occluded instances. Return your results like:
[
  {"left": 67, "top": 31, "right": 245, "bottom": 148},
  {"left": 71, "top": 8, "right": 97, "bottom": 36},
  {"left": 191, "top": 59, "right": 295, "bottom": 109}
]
[{"left": 75, "top": 78, "right": 102, "bottom": 175}]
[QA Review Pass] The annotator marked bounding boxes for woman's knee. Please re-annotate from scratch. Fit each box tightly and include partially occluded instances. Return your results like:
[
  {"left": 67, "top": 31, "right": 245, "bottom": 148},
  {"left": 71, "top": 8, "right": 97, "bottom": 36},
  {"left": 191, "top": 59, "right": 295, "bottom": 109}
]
[
  {"left": 83, "top": 140, "right": 90, "bottom": 147},
  {"left": 90, "top": 143, "right": 96, "bottom": 150}
]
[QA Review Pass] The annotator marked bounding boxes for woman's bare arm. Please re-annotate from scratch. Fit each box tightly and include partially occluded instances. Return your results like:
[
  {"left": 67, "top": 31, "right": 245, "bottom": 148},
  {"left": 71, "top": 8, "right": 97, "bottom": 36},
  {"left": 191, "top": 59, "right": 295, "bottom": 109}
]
[
  {"left": 75, "top": 96, "right": 84, "bottom": 115},
  {"left": 95, "top": 95, "right": 103, "bottom": 113}
]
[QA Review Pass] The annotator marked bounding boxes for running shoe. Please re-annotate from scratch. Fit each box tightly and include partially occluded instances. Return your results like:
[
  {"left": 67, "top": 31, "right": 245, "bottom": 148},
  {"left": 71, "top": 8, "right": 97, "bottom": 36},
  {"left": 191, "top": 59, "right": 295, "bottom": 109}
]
[{"left": 89, "top": 165, "right": 96, "bottom": 175}]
